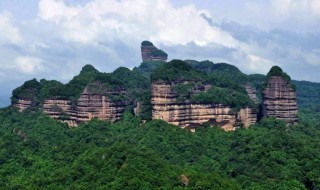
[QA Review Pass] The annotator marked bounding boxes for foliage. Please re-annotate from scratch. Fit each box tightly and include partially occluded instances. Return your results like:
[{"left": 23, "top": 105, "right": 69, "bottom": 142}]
[
  {"left": 190, "top": 87, "right": 256, "bottom": 111},
  {"left": 133, "top": 60, "right": 166, "bottom": 78},
  {"left": 0, "top": 107, "right": 319, "bottom": 189},
  {"left": 150, "top": 49, "right": 168, "bottom": 57},
  {"left": 293, "top": 80, "right": 320, "bottom": 125},
  {"left": 267, "top": 66, "right": 291, "bottom": 82},
  {"left": 11, "top": 79, "right": 41, "bottom": 103},
  {"left": 187, "top": 60, "right": 248, "bottom": 85},
  {"left": 141, "top": 41, "right": 153, "bottom": 46},
  {"left": 264, "top": 66, "right": 296, "bottom": 91},
  {"left": 172, "top": 83, "right": 195, "bottom": 102},
  {"left": 151, "top": 59, "right": 206, "bottom": 82}
]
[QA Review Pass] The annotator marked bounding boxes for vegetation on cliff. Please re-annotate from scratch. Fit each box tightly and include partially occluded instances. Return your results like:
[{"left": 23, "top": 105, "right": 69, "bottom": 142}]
[
  {"left": 151, "top": 59, "right": 206, "bottom": 82},
  {"left": 6, "top": 51, "right": 320, "bottom": 189},
  {"left": 264, "top": 66, "right": 296, "bottom": 91},
  {"left": 151, "top": 60, "right": 256, "bottom": 109},
  {"left": 0, "top": 107, "right": 319, "bottom": 189},
  {"left": 190, "top": 87, "right": 256, "bottom": 111},
  {"left": 141, "top": 40, "right": 153, "bottom": 46},
  {"left": 150, "top": 49, "right": 168, "bottom": 57}
]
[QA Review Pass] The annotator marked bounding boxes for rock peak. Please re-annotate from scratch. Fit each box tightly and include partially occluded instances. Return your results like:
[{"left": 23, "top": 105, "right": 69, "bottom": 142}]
[
  {"left": 262, "top": 67, "right": 298, "bottom": 124},
  {"left": 141, "top": 40, "right": 168, "bottom": 62}
]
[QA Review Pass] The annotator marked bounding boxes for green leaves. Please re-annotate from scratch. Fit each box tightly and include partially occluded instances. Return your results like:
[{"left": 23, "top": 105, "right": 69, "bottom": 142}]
[{"left": 0, "top": 108, "right": 319, "bottom": 189}]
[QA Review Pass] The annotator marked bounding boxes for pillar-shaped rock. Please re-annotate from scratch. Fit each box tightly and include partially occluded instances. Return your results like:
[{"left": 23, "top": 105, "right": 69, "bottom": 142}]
[{"left": 262, "top": 66, "right": 298, "bottom": 124}]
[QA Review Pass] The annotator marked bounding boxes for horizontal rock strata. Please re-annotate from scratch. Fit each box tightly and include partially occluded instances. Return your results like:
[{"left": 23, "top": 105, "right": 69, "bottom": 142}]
[
  {"left": 262, "top": 76, "right": 298, "bottom": 124},
  {"left": 141, "top": 43, "right": 167, "bottom": 62},
  {"left": 13, "top": 99, "right": 32, "bottom": 112},
  {"left": 15, "top": 87, "right": 129, "bottom": 127},
  {"left": 152, "top": 81, "right": 257, "bottom": 131},
  {"left": 43, "top": 99, "right": 77, "bottom": 126},
  {"left": 77, "top": 89, "right": 127, "bottom": 123}
]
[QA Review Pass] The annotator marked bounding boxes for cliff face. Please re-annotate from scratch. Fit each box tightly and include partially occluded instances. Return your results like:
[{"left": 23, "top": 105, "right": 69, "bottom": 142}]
[
  {"left": 77, "top": 88, "right": 127, "bottom": 123},
  {"left": 141, "top": 41, "right": 168, "bottom": 62},
  {"left": 245, "top": 84, "right": 259, "bottom": 104},
  {"left": 262, "top": 76, "right": 298, "bottom": 124},
  {"left": 43, "top": 99, "right": 78, "bottom": 126},
  {"left": 13, "top": 99, "right": 33, "bottom": 112},
  {"left": 16, "top": 86, "right": 129, "bottom": 127},
  {"left": 151, "top": 81, "right": 257, "bottom": 131}
]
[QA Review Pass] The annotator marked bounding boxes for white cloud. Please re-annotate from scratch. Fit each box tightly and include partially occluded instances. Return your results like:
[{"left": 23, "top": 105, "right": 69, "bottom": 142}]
[
  {"left": 38, "top": 0, "right": 238, "bottom": 48},
  {"left": 39, "top": 0, "right": 81, "bottom": 23},
  {"left": 12, "top": 56, "right": 44, "bottom": 75},
  {"left": 247, "top": 54, "right": 276, "bottom": 74},
  {"left": 0, "top": 11, "right": 22, "bottom": 45}
]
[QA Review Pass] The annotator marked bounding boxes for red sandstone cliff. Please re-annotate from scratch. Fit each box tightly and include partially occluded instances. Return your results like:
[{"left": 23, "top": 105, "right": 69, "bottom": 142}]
[
  {"left": 262, "top": 76, "right": 298, "bottom": 124},
  {"left": 151, "top": 81, "right": 257, "bottom": 131},
  {"left": 141, "top": 41, "right": 168, "bottom": 62}
]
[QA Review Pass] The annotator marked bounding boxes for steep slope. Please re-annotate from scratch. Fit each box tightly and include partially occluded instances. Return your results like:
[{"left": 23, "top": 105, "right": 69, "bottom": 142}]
[
  {"left": 11, "top": 65, "right": 140, "bottom": 126},
  {"left": 262, "top": 66, "right": 298, "bottom": 124},
  {"left": 151, "top": 60, "right": 257, "bottom": 131}
]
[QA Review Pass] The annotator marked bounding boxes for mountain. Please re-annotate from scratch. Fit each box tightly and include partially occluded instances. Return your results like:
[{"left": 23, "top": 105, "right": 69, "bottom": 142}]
[
  {"left": 1, "top": 41, "right": 320, "bottom": 189},
  {"left": 9, "top": 41, "right": 307, "bottom": 131}
]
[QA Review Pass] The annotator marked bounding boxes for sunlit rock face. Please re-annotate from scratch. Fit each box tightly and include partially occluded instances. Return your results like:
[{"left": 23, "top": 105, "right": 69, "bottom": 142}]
[
  {"left": 262, "top": 76, "right": 298, "bottom": 124},
  {"left": 43, "top": 99, "right": 78, "bottom": 127},
  {"left": 151, "top": 81, "right": 257, "bottom": 131},
  {"left": 42, "top": 87, "right": 128, "bottom": 127},
  {"left": 76, "top": 87, "right": 127, "bottom": 124}
]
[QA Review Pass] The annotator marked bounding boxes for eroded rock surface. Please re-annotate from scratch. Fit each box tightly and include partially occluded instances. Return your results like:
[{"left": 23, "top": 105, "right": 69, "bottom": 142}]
[
  {"left": 151, "top": 81, "right": 257, "bottom": 131},
  {"left": 141, "top": 41, "right": 168, "bottom": 62},
  {"left": 245, "top": 84, "right": 259, "bottom": 104},
  {"left": 13, "top": 99, "right": 32, "bottom": 112},
  {"left": 262, "top": 76, "right": 298, "bottom": 124}
]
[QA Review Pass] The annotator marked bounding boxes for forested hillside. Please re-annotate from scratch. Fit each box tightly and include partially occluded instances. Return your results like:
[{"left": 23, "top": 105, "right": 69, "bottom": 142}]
[
  {"left": 0, "top": 107, "right": 319, "bottom": 189},
  {"left": 2, "top": 59, "right": 320, "bottom": 189}
]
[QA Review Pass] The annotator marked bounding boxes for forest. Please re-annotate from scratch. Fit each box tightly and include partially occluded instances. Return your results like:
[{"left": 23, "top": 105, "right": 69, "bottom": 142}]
[
  {"left": 2, "top": 60, "right": 320, "bottom": 189},
  {"left": 0, "top": 106, "right": 319, "bottom": 189}
]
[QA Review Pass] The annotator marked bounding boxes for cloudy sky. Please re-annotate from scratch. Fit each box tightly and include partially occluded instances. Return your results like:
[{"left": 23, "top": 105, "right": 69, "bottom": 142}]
[{"left": 0, "top": 0, "right": 320, "bottom": 107}]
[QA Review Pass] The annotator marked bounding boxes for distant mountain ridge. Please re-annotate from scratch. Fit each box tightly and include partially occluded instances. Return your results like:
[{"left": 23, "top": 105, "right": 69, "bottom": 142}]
[{"left": 9, "top": 41, "right": 316, "bottom": 130}]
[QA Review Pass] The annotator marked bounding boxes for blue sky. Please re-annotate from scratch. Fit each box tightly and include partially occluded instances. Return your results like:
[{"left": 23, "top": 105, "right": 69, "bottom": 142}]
[{"left": 0, "top": 0, "right": 320, "bottom": 107}]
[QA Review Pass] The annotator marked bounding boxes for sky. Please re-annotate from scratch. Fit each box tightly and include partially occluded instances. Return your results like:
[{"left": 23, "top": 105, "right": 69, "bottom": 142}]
[{"left": 0, "top": 0, "right": 320, "bottom": 107}]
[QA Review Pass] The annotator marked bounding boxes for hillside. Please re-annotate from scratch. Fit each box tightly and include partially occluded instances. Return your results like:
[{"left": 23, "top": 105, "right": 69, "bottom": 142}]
[
  {"left": 0, "top": 106, "right": 319, "bottom": 189},
  {"left": 2, "top": 41, "right": 320, "bottom": 189}
]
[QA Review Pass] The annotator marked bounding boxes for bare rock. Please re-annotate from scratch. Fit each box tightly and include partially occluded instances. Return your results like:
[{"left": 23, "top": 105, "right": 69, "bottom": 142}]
[
  {"left": 141, "top": 41, "right": 168, "bottom": 62},
  {"left": 262, "top": 76, "right": 298, "bottom": 124}
]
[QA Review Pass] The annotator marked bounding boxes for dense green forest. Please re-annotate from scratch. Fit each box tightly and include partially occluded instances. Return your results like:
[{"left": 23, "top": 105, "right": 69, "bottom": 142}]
[
  {"left": 0, "top": 107, "right": 319, "bottom": 189},
  {"left": 3, "top": 60, "right": 320, "bottom": 189}
]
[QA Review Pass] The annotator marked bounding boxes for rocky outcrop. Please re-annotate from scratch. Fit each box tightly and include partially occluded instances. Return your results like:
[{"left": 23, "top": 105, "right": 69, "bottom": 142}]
[
  {"left": 77, "top": 88, "right": 127, "bottom": 123},
  {"left": 237, "top": 107, "right": 257, "bottom": 128},
  {"left": 141, "top": 41, "right": 168, "bottom": 62},
  {"left": 262, "top": 76, "right": 298, "bottom": 124},
  {"left": 42, "top": 87, "right": 129, "bottom": 126},
  {"left": 43, "top": 99, "right": 78, "bottom": 127},
  {"left": 245, "top": 84, "right": 259, "bottom": 104},
  {"left": 13, "top": 99, "right": 32, "bottom": 112},
  {"left": 151, "top": 81, "right": 257, "bottom": 131}
]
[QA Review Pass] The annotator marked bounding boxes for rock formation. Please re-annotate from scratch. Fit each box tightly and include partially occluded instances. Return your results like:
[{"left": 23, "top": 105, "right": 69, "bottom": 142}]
[
  {"left": 77, "top": 87, "right": 127, "bottom": 123},
  {"left": 151, "top": 81, "right": 257, "bottom": 131},
  {"left": 43, "top": 99, "right": 78, "bottom": 126},
  {"left": 262, "top": 66, "right": 298, "bottom": 124},
  {"left": 13, "top": 99, "right": 33, "bottom": 112},
  {"left": 245, "top": 84, "right": 259, "bottom": 104},
  {"left": 141, "top": 41, "right": 168, "bottom": 62},
  {"left": 14, "top": 86, "right": 129, "bottom": 127}
]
